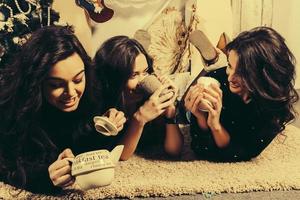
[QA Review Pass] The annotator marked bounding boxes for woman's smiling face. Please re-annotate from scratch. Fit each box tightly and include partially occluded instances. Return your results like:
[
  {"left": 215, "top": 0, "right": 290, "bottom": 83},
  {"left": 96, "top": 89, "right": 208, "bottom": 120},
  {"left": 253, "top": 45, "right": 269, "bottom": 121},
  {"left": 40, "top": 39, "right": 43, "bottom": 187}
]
[
  {"left": 226, "top": 50, "right": 246, "bottom": 97},
  {"left": 43, "top": 53, "right": 86, "bottom": 112}
]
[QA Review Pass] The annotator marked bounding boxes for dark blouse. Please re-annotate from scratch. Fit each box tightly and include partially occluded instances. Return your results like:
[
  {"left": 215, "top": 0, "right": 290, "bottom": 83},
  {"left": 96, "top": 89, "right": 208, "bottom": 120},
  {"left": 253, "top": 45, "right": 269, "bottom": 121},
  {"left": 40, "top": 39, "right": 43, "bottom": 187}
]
[
  {"left": 190, "top": 67, "right": 279, "bottom": 162},
  {"left": 0, "top": 102, "right": 118, "bottom": 194}
]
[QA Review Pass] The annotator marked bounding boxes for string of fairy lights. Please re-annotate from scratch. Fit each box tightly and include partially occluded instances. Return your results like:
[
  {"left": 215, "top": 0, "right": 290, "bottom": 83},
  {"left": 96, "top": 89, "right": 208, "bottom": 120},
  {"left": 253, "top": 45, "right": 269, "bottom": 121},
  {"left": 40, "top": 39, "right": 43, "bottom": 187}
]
[{"left": 0, "top": 0, "right": 59, "bottom": 66}]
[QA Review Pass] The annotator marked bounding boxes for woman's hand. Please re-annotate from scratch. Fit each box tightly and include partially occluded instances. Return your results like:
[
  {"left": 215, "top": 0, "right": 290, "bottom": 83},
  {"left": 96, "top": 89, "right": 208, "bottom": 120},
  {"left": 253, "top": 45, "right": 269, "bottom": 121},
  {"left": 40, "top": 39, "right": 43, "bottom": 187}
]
[
  {"left": 135, "top": 84, "right": 175, "bottom": 124},
  {"left": 204, "top": 83, "right": 223, "bottom": 130},
  {"left": 104, "top": 108, "right": 127, "bottom": 132},
  {"left": 158, "top": 75, "right": 178, "bottom": 118},
  {"left": 184, "top": 84, "right": 208, "bottom": 119},
  {"left": 48, "top": 148, "right": 75, "bottom": 188}
]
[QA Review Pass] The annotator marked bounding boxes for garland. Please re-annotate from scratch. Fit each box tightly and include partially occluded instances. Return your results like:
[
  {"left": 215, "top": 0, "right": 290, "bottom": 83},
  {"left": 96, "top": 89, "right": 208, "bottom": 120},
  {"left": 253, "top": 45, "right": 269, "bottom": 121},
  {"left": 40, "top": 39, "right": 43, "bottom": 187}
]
[{"left": 0, "top": 0, "right": 59, "bottom": 67}]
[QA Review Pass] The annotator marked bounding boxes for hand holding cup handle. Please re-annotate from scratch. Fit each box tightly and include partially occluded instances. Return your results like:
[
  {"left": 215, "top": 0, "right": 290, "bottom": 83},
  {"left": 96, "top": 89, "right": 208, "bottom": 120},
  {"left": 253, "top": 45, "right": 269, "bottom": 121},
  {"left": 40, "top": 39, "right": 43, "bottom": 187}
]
[
  {"left": 48, "top": 148, "right": 75, "bottom": 188},
  {"left": 64, "top": 145, "right": 124, "bottom": 190}
]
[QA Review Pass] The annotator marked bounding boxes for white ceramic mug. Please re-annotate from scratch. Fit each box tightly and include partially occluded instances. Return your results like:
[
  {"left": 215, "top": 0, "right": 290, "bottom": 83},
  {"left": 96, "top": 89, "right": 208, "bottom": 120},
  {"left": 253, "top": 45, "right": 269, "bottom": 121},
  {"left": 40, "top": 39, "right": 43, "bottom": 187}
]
[
  {"left": 68, "top": 145, "right": 124, "bottom": 190},
  {"left": 196, "top": 77, "right": 220, "bottom": 112}
]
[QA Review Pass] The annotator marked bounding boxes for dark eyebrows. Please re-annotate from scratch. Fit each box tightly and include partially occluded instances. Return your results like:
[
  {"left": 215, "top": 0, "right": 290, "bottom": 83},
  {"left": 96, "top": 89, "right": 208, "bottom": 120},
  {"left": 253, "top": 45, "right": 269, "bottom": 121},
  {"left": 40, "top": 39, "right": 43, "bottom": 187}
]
[
  {"left": 47, "top": 69, "right": 85, "bottom": 81},
  {"left": 133, "top": 67, "right": 149, "bottom": 74},
  {"left": 73, "top": 70, "right": 85, "bottom": 79}
]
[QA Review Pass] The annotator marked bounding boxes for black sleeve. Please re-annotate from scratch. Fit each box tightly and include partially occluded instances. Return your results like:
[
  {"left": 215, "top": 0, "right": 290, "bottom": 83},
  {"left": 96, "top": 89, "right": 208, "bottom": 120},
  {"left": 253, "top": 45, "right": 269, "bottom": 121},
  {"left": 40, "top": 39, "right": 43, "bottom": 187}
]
[
  {"left": 220, "top": 124, "right": 277, "bottom": 162},
  {"left": 24, "top": 163, "right": 61, "bottom": 194},
  {"left": 190, "top": 115, "right": 278, "bottom": 162},
  {"left": 190, "top": 114, "right": 222, "bottom": 161},
  {"left": 0, "top": 157, "right": 61, "bottom": 195},
  {"left": 72, "top": 118, "right": 121, "bottom": 155}
]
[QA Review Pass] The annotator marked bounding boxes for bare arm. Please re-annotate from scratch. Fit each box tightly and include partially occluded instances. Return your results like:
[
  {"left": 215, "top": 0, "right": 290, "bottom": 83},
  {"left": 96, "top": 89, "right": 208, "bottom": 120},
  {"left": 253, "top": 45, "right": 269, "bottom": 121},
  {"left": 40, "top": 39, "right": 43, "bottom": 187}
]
[
  {"left": 119, "top": 85, "right": 175, "bottom": 160},
  {"left": 185, "top": 83, "right": 230, "bottom": 148},
  {"left": 165, "top": 124, "right": 183, "bottom": 156},
  {"left": 209, "top": 123, "right": 230, "bottom": 148},
  {"left": 119, "top": 110, "right": 146, "bottom": 161},
  {"left": 204, "top": 84, "right": 230, "bottom": 148}
]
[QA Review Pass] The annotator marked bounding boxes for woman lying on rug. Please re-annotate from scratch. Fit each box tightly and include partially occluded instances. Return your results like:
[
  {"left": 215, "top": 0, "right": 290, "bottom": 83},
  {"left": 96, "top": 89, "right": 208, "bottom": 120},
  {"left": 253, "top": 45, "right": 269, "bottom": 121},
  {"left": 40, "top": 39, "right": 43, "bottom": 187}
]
[
  {"left": 94, "top": 36, "right": 183, "bottom": 160},
  {"left": 0, "top": 26, "right": 126, "bottom": 194},
  {"left": 184, "top": 26, "right": 299, "bottom": 162}
]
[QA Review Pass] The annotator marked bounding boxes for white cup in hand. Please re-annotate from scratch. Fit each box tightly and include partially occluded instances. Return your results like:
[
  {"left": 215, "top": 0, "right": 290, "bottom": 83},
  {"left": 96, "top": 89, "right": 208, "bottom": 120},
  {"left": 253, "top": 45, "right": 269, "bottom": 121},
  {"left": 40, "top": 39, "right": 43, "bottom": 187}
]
[
  {"left": 67, "top": 145, "right": 124, "bottom": 190},
  {"left": 197, "top": 77, "right": 220, "bottom": 112}
]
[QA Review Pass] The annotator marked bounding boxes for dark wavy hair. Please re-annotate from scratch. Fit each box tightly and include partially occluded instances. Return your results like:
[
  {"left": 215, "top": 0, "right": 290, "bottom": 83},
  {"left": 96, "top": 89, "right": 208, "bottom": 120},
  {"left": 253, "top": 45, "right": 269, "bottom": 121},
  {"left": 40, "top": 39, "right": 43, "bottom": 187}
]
[
  {"left": 94, "top": 35, "right": 154, "bottom": 109},
  {"left": 0, "top": 25, "right": 95, "bottom": 192},
  {"left": 226, "top": 26, "right": 299, "bottom": 132}
]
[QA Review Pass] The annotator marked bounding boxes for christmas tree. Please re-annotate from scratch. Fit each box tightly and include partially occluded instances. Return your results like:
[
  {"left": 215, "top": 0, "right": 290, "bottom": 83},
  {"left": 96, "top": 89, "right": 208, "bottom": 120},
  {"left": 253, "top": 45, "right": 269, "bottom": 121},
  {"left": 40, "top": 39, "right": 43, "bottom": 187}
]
[{"left": 0, "top": 0, "right": 59, "bottom": 67}]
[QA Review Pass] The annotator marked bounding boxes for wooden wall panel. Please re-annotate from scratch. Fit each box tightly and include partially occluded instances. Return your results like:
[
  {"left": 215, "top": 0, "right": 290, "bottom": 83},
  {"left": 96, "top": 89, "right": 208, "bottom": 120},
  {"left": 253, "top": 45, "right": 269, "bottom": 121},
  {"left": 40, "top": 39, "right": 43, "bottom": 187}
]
[{"left": 231, "top": 0, "right": 273, "bottom": 36}]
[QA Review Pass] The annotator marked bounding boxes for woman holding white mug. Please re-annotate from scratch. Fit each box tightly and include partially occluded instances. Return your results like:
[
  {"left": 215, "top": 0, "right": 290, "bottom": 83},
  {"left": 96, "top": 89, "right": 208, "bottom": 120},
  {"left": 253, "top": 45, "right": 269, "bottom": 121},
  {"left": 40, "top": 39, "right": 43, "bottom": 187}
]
[
  {"left": 0, "top": 26, "right": 126, "bottom": 194},
  {"left": 184, "top": 27, "right": 299, "bottom": 162}
]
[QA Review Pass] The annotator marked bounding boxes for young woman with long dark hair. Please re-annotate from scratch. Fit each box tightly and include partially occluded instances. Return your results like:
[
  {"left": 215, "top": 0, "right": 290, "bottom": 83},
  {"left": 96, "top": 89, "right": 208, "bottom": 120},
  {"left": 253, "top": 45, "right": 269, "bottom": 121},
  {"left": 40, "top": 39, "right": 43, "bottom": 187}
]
[
  {"left": 0, "top": 26, "right": 126, "bottom": 194},
  {"left": 185, "top": 26, "right": 299, "bottom": 162},
  {"left": 94, "top": 36, "right": 183, "bottom": 160}
]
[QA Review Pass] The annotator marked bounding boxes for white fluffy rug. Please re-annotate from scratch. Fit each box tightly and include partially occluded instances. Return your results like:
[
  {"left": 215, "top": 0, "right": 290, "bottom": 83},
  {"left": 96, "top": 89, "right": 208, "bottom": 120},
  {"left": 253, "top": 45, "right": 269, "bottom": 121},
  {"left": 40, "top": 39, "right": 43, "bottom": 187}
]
[{"left": 1, "top": 124, "right": 300, "bottom": 199}]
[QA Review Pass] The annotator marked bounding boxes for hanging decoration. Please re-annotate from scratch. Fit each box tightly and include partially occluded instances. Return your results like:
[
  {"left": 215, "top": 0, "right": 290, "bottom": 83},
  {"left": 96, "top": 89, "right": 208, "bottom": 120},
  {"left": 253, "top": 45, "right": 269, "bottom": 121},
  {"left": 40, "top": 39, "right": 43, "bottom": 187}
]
[
  {"left": 0, "top": 0, "right": 60, "bottom": 67},
  {"left": 75, "top": 0, "right": 114, "bottom": 23}
]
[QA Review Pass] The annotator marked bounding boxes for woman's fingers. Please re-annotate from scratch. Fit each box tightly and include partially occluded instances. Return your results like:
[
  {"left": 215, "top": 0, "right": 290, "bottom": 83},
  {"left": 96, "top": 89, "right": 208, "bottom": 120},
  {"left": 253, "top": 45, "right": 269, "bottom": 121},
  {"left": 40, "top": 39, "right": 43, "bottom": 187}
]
[
  {"left": 61, "top": 177, "right": 76, "bottom": 188},
  {"left": 187, "top": 85, "right": 203, "bottom": 105},
  {"left": 184, "top": 86, "right": 193, "bottom": 108},
  {"left": 54, "top": 173, "right": 74, "bottom": 187},
  {"left": 203, "top": 87, "right": 222, "bottom": 111},
  {"left": 203, "top": 92, "right": 216, "bottom": 105},
  {"left": 49, "top": 148, "right": 75, "bottom": 187},
  {"left": 50, "top": 164, "right": 71, "bottom": 180},
  {"left": 49, "top": 148, "right": 74, "bottom": 174},
  {"left": 115, "top": 116, "right": 126, "bottom": 132},
  {"left": 205, "top": 100, "right": 216, "bottom": 114},
  {"left": 105, "top": 108, "right": 127, "bottom": 131},
  {"left": 211, "top": 83, "right": 223, "bottom": 99},
  {"left": 49, "top": 160, "right": 72, "bottom": 186},
  {"left": 106, "top": 108, "right": 118, "bottom": 120},
  {"left": 58, "top": 148, "right": 74, "bottom": 160},
  {"left": 158, "top": 89, "right": 175, "bottom": 103},
  {"left": 54, "top": 162, "right": 72, "bottom": 178},
  {"left": 203, "top": 87, "right": 218, "bottom": 99},
  {"left": 49, "top": 159, "right": 69, "bottom": 174},
  {"left": 193, "top": 93, "right": 203, "bottom": 111},
  {"left": 115, "top": 113, "right": 126, "bottom": 126},
  {"left": 160, "top": 97, "right": 175, "bottom": 109}
]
